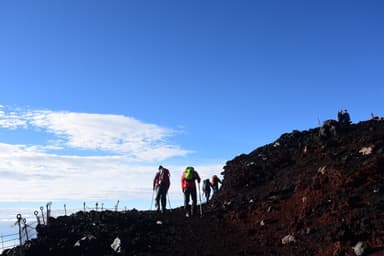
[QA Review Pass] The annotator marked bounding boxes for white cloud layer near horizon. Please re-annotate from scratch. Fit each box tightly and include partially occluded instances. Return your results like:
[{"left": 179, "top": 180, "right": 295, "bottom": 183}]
[{"left": 0, "top": 105, "right": 224, "bottom": 203}]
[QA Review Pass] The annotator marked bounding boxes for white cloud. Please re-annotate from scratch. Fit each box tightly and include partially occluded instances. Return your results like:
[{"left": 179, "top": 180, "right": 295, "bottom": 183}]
[
  {"left": 0, "top": 107, "right": 189, "bottom": 161},
  {"left": 0, "top": 105, "right": 224, "bottom": 206},
  {"left": 0, "top": 110, "right": 28, "bottom": 129},
  {"left": 0, "top": 142, "right": 223, "bottom": 203}
]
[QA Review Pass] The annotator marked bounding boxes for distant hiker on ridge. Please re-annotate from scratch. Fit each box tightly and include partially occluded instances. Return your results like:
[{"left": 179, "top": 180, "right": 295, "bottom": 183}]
[
  {"left": 337, "top": 110, "right": 343, "bottom": 123},
  {"left": 153, "top": 165, "right": 170, "bottom": 213},
  {"left": 337, "top": 109, "right": 351, "bottom": 126},
  {"left": 342, "top": 109, "right": 351, "bottom": 124},
  {"left": 181, "top": 166, "right": 201, "bottom": 217},
  {"left": 370, "top": 112, "right": 383, "bottom": 121}
]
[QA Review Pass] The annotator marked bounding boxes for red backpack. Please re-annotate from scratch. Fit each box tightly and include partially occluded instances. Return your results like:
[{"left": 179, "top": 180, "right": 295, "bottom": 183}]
[{"left": 159, "top": 168, "right": 170, "bottom": 186}]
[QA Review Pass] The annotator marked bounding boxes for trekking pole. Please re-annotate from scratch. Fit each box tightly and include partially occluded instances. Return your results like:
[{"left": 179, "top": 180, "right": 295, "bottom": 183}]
[
  {"left": 197, "top": 184, "right": 203, "bottom": 217},
  {"left": 167, "top": 192, "right": 172, "bottom": 212},
  {"left": 150, "top": 189, "right": 155, "bottom": 210}
]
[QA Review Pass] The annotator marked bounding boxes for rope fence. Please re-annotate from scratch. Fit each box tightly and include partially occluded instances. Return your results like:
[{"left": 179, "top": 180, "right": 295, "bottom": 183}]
[{"left": 0, "top": 200, "right": 124, "bottom": 254}]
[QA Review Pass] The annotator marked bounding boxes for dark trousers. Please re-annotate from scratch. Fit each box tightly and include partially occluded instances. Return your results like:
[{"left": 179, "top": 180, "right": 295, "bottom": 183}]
[
  {"left": 204, "top": 190, "right": 211, "bottom": 202},
  {"left": 155, "top": 185, "right": 168, "bottom": 211},
  {"left": 184, "top": 187, "right": 197, "bottom": 215}
]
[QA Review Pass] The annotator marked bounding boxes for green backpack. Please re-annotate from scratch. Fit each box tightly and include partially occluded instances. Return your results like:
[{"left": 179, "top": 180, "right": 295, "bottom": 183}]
[{"left": 184, "top": 166, "right": 194, "bottom": 181}]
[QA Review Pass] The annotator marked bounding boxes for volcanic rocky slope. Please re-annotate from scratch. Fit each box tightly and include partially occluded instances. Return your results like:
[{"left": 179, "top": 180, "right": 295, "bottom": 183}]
[{"left": 2, "top": 119, "right": 384, "bottom": 256}]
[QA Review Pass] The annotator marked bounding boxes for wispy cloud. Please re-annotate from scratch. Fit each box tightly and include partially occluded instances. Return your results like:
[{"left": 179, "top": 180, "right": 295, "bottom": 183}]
[
  {"left": 0, "top": 107, "right": 28, "bottom": 129},
  {"left": 0, "top": 106, "right": 189, "bottom": 161}
]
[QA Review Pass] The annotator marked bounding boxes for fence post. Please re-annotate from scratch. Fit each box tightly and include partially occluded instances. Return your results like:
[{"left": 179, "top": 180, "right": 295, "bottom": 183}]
[
  {"left": 46, "top": 202, "right": 52, "bottom": 225},
  {"left": 40, "top": 207, "right": 45, "bottom": 225},
  {"left": 16, "top": 214, "right": 22, "bottom": 247},
  {"left": 34, "top": 211, "right": 40, "bottom": 225},
  {"left": 23, "top": 218, "right": 29, "bottom": 241},
  {"left": 96, "top": 202, "right": 98, "bottom": 211},
  {"left": 83, "top": 202, "right": 86, "bottom": 211},
  {"left": 64, "top": 204, "right": 67, "bottom": 216},
  {"left": 101, "top": 203, "right": 104, "bottom": 211},
  {"left": 115, "top": 200, "right": 119, "bottom": 211}
]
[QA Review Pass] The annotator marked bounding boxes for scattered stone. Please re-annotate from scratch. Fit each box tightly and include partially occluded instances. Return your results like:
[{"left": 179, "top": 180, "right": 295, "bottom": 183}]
[
  {"left": 111, "top": 237, "right": 121, "bottom": 253},
  {"left": 359, "top": 146, "right": 374, "bottom": 155},
  {"left": 318, "top": 166, "right": 327, "bottom": 175},
  {"left": 281, "top": 235, "right": 296, "bottom": 245},
  {"left": 352, "top": 241, "right": 367, "bottom": 256},
  {"left": 74, "top": 235, "right": 96, "bottom": 247}
]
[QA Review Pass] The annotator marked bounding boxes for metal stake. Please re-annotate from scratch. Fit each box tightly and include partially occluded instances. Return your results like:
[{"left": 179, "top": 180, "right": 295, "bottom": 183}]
[
  {"left": 34, "top": 211, "right": 40, "bottom": 225},
  {"left": 40, "top": 207, "right": 45, "bottom": 225},
  {"left": 198, "top": 184, "right": 203, "bottom": 217},
  {"left": 23, "top": 218, "right": 29, "bottom": 241},
  {"left": 16, "top": 214, "right": 22, "bottom": 246}
]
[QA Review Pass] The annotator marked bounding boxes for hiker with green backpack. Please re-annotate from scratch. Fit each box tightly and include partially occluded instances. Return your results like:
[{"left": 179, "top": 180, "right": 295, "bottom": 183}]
[{"left": 181, "top": 166, "right": 201, "bottom": 217}]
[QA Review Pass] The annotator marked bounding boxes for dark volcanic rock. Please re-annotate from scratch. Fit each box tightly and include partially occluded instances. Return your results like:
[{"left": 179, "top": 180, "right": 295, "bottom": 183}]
[{"left": 3, "top": 119, "right": 384, "bottom": 256}]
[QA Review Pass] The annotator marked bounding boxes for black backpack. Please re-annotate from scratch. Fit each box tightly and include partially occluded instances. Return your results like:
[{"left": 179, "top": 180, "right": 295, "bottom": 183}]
[{"left": 203, "top": 179, "right": 211, "bottom": 192}]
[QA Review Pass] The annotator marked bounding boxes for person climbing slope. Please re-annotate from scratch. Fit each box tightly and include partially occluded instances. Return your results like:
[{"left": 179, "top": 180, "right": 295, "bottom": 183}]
[
  {"left": 210, "top": 175, "right": 222, "bottom": 194},
  {"left": 202, "top": 179, "right": 212, "bottom": 202},
  {"left": 153, "top": 165, "right": 171, "bottom": 213},
  {"left": 181, "top": 166, "right": 201, "bottom": 217}
]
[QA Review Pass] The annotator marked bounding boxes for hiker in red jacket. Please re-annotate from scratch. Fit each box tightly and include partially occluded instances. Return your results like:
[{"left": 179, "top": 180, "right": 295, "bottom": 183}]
[
  {"left": 181, "top": 166, "right": 201, "bottom": 217},
  {"left": 153, "top": 165, "right": 170, "bottom": 213}
]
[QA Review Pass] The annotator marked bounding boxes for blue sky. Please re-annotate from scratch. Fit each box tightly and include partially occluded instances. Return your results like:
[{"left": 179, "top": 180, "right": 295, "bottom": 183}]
[{"left": 0, "top": 0, "right": 383, "bottom": 210}]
